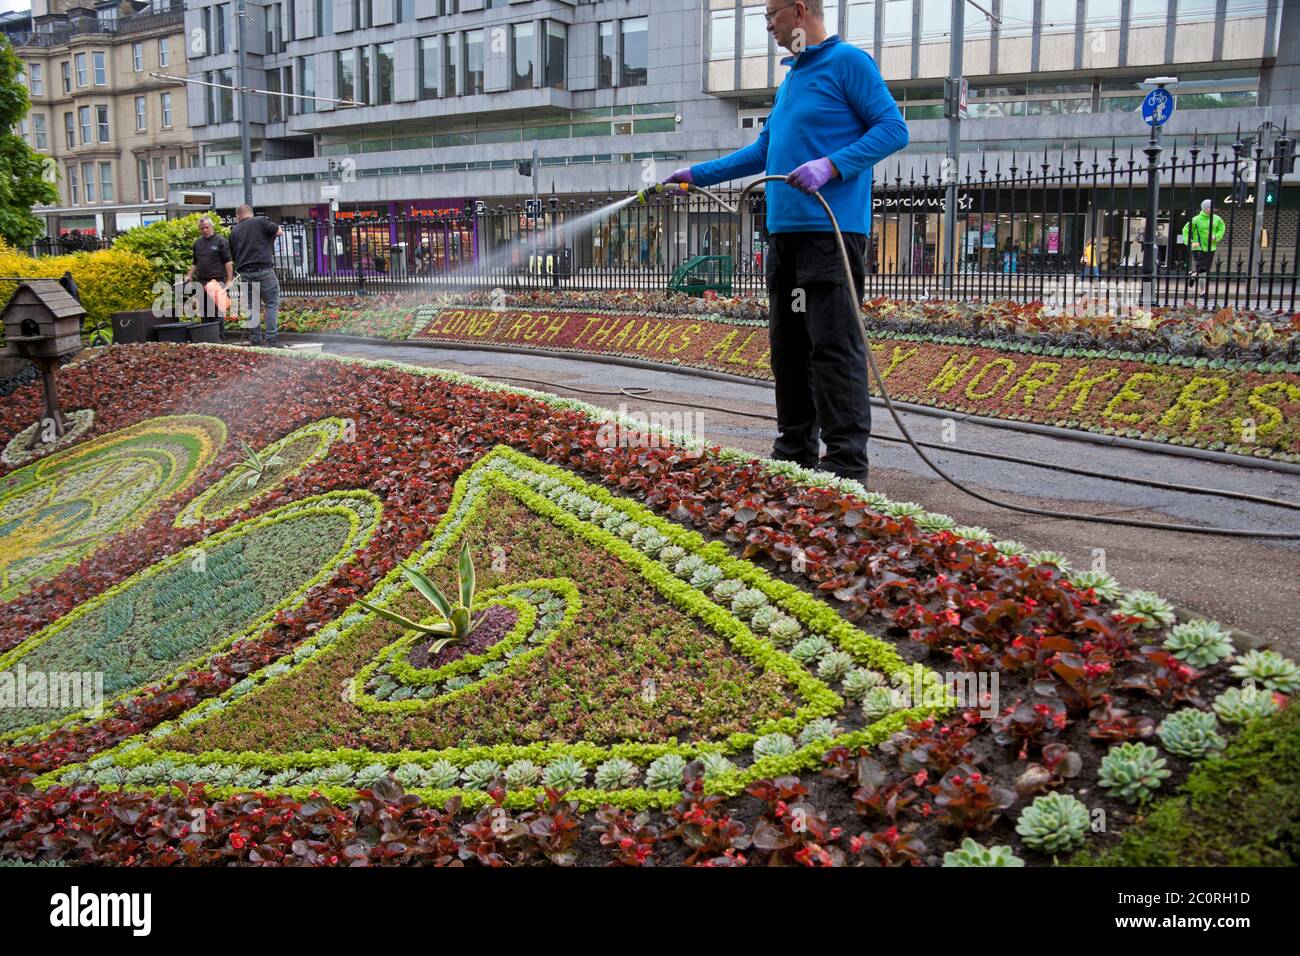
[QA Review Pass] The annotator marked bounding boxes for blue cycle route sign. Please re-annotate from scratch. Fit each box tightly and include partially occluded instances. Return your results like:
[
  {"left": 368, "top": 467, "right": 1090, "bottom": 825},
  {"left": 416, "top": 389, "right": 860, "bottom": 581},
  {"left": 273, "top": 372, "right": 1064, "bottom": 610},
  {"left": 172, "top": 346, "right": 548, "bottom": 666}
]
[{"left": 1141, "top": 88, "right": 1175, "bottom": 127}]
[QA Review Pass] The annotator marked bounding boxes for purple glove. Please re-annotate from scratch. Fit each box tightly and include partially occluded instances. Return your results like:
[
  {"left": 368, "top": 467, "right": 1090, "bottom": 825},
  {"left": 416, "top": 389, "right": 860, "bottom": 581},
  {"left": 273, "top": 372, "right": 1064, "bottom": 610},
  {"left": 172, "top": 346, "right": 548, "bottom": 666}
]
[
  {"left": 788, "top": 158, "right": 837, "bottom": 194},
  {"left": 664, "top": 167, "right": 695, "bottom": 186}
]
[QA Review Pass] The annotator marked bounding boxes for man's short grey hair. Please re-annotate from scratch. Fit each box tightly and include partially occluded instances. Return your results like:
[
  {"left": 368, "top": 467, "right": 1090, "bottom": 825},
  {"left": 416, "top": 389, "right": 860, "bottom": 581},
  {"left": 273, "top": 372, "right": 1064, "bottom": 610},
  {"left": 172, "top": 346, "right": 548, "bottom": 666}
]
[
  {"left": 198, "top": 216, "right": 213, "bottom": 227},
  {"left": 802, "top": 0, "right": 826, "bottom": 16},
  {"left": 236, "top": 203, "right": 253, "bottom": 217}
]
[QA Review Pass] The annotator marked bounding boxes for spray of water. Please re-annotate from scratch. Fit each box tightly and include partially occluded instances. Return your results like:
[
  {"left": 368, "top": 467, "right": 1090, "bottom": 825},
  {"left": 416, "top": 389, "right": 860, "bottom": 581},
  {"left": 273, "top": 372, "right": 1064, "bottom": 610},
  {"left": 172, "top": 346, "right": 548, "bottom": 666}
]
[{"left": 449, "top": 191, "right": 645, "bottom": 281}]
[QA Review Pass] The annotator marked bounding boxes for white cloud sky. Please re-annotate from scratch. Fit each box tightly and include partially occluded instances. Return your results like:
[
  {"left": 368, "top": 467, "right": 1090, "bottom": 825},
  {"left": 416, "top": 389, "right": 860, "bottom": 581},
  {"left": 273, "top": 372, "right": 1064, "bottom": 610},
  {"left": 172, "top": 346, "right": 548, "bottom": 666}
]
[{"left": 0, "top": 1, "right": 31, "bottom": 15}]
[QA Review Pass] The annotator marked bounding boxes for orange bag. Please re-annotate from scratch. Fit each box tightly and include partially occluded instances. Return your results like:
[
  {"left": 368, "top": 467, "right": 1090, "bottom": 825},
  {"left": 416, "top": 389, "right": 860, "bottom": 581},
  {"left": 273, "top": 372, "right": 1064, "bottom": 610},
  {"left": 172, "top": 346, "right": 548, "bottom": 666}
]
[{"left": 204, "top": 279, "right": 231, "bottom": 315}]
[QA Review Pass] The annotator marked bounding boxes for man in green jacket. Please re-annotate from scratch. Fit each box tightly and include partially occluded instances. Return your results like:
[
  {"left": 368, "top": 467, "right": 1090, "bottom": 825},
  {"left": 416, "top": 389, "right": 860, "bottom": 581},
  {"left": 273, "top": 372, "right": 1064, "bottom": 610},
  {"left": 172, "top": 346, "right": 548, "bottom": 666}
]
[{"left": 1181, "top": 199, "right": 1226, "bottom": 282}]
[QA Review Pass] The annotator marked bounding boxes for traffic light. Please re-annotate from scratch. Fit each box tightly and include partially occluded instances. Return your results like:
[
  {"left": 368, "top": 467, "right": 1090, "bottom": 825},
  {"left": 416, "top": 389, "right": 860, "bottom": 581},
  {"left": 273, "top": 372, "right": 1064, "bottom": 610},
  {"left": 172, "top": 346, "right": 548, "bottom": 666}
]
[
  {"left": 1265, "top": 177, "right": 1280, "bottom": 207},
  {"left": 1274, "top": 135, "right": 1296, "bottom": 175}
]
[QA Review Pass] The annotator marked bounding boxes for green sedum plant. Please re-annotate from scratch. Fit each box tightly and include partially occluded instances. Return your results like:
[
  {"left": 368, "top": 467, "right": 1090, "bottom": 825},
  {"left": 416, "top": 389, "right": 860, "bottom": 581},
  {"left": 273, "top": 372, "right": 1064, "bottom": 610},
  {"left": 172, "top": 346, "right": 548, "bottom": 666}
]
[
  {"left": 790, "top": 635, "right": 834, "bottom": 665},
  {"left": 696, "top": 752, "right": 736, "bottom": 779},
  {"left": 816, "top": 650, "right": 855, "bottom": 682},
  {"left": 1067, "top": 569, "right": 1123, "bottom": 602},
  {"left": 942, "top": 837, "right": 1025, "bottom": 867},
  {"left": 1212, "top": 685, "right": 1280, "bottom": 726},
  {"left": 1157, "top": 708, "right": 1225, "bottom": 759},
  {"left": 753, "top": 732, "right": 797, "bottom": 761},
  {"left": 843, "top": 667, "right": 885, "bottom": 699},
  {"left": 863, "top": 685, "right": 897, "bottom": 720},
  {"left": 359, "top": 540, "right": 479, "bottom": 654},
  {"left": 504, "top": 759, "right": 542, "bottom": 789},
  {"left": 1098, "top": 742, "right": 1171, "bottom": 803},
  {"left": 1229, "top": 650, "right": 1300, "bottom": 694},
  {"left": 594, "top": 757, "right": 639, "bottom": 791},
  {"left": 797, "top": 718, "right": 839, "bottom": 747},
  {"left": 1015, "top": 792, "right": 1091, "bottom": 854},
  {"left": 644, "top": 753, "right": 688, "bottom": 790},
  {"left": 461, "top": 759, "right": 502, "bottom": 791},
  {"left": 1163, "top": 619, "right": 1235, "bottom": 669},
  {"left": 766, "top": 615, "right": 802, "bottom": 646},
  {"left": 542, "top": 755, "right": 587, "bottom": 791},
  {"left": 1117, "top": 590, "right": 1177, "bottom": 629}
]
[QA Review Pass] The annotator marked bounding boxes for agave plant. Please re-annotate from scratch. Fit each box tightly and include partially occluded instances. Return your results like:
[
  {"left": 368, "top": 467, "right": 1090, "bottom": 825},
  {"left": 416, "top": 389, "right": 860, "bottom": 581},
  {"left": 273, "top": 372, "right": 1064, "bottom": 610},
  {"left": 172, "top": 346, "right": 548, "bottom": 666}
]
[
  {"left": 229, "top": 437, "right": 285, "bottom": 489},
  {"left": 359, "top": 541, "right": 479, "bottom": 656}
]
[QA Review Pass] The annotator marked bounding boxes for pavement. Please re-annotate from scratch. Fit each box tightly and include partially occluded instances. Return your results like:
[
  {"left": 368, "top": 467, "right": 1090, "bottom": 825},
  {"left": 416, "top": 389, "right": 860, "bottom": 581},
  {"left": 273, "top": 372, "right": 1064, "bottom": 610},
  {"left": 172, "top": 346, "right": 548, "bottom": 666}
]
[{"left": 315, "top": 339, "right": 1300, "bottom": 655}]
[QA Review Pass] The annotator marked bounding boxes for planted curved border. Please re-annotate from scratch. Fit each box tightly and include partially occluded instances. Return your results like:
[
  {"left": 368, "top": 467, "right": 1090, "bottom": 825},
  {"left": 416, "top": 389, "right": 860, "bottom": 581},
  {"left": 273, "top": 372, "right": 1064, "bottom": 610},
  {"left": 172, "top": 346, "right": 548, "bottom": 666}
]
[
  {"left": 175, "top": 417, "right": 352, "bottom": 528},
  {"left": 1, "top": 410, "right": 95, "bottom": 468},
  {"left": 356, "top": 582, "right": 577, "bottom": 710},
  {"left": 43, "top": 447, "right": 945, "bottom": 810},
  {"left": 1, "top": 489, "right": 382, "bottom": 742},
  {"left": 0, "top": 415, "right": 227, "bottom": 601}
]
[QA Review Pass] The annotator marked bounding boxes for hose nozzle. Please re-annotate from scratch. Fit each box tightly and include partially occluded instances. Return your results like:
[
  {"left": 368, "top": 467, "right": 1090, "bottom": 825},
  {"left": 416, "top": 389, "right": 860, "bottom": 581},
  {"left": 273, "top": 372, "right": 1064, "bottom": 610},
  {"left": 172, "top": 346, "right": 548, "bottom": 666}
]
[{"left": 636, "top": 182, "right": 691, "bottom": 204}]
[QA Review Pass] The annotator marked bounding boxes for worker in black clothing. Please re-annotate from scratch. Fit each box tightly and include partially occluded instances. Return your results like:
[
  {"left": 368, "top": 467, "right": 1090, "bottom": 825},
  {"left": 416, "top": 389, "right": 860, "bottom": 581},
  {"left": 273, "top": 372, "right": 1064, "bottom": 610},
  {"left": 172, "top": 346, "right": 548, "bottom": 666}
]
[
  {"left": 184, "top": 217, "right": 233, "bottom": 323},
  {"left": 229, "top": 204, "right": 285, "bottom": 347}
]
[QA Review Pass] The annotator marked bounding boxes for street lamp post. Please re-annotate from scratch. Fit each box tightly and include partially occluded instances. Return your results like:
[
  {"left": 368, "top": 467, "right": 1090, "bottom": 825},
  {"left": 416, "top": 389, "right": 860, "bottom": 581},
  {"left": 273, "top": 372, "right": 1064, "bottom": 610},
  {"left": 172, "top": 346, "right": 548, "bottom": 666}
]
[
  {"left": 235, "top": 0, "right": 253, "bottom": 208},
  {"left": 1138, "top": 77, "right": 1178, "bottom": 309}
]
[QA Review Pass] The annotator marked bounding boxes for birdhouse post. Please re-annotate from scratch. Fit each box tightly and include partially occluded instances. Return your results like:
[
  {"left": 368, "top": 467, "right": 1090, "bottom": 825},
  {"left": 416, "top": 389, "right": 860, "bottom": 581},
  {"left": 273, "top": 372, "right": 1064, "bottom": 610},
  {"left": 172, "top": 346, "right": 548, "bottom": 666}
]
[{"left": 2, "top": 280, "right": 87, "bottom": 440}]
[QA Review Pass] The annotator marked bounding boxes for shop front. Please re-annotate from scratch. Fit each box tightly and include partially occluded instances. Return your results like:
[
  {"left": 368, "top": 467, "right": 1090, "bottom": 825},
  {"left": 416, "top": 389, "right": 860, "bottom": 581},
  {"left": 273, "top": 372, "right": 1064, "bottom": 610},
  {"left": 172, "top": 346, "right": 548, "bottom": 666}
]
[{"left": 306, "top": 198, "right": 478, "bottom": 277}]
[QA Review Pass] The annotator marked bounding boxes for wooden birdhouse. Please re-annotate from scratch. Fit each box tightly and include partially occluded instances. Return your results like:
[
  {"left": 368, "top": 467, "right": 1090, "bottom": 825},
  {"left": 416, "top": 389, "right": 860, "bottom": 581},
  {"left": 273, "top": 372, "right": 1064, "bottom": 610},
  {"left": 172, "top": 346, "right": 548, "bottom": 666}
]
[
  {"left": 2, "top": 280, "right": 85, "bottom": 361},
  {"left": 2, "top": 280, "right": 86, "bottom": 440}
]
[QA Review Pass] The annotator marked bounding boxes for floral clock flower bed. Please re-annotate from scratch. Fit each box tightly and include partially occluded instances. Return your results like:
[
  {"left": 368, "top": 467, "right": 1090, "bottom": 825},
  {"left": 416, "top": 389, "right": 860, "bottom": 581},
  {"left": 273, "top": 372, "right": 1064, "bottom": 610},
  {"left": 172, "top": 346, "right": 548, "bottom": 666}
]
[
  {"left": 0, "top": 343, "right": 1293, "bottom": 867},
  {"left": 405, "top": 305, "right": 1300, "bottom": 462}
]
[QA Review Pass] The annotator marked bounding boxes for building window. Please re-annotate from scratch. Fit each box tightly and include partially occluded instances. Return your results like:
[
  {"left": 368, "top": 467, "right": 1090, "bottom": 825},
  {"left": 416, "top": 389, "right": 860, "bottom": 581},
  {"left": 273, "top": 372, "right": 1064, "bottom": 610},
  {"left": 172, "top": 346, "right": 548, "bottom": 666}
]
[
  {"left": 96, "top": 105, "right": 110, "bottom": 142},
  {"left": 92, "top": 51, "right": 106, "bottom": 86},
  {"left": 1087, "top": 0, "right": 1122, "bottom": 28},
  {"left": 158, "top": 37, "right": 170, "bottom": 67},
  {"left": 848, "top": 1, "right": 876, "bottom": 45},
  {"left": 419, "top": 37, "right": 437, "bottom": 99},
  {"left": 883, "top": 0, "right": 912, "bottom": 41},
  {"left": 29, "top": 63, "right": 43, "bottom": 95},
  {"left": 266, "top": 3, "right": 281, "bottom": 53},
  {"left": 621, "top": 18, "right": 648, "bottom": 87},
  {"left": 152, "top": 157, "right": 165, "bottom": 201},
  {"left": 214, "top": 68, "right": 234, "bottom": 122},
  {"left": 135, "top": 96, "right": 147, "bottom": 131},
  {"left": 16, "top": 119, "right": 27, "bottom": 144},
  {"left": 1000, "top": 0, "right": 1034, "bottom": 35},
  {"left": 1130, "top": 0, "right": 1168, "bottom": 25},
  {"left": 442, "top": 33, "right": 457, "bottom": 97},
  {"left": 82, "top": 162, "right": 96, "bottom": 203},
  {"left": 743, "top": 9, "right": 769, "bottom": 55},
  {"left": 214, "top": 3, "right": 228, "bottom": 54},
  {"left": 33, "top": 114, "right": 47, "bottom": 151},
  {"left": 132, "top": 42, "right": 143, "bottom": 72},
  {"left": 377, "top": 43, "right": 394, "bottom": 104},
  {"left": 267, "top": 69, "right": 283, "bottom": 121},
  {"left": 396, "top": 0, "right": 414, "bottom": 22},
  {"left": 61, "top": 61, "right": 71, "bottom": 93},
  {"left": 315, "top": 0, "right": 332, "bottom": 35},
  {"left": 543, "top": 21, "right": 566, "bottom": 89},
  {"left": 920, "top": 0, "right": 947, "bottom": 39},
  {"left": 826, "top": 1, "right": 840, "bottom": 33},
  {"left": 299, "top": 57, "right": 316, "bottom": 114},
  {"left": 598, "top": 21, "right": 615, "bottom": 89},
  {"left": 463, "top": 30, "right": 484, "bottom": 95},
  {"left": 99, "top": 162, "right": 113, "bottom": 203},
  {"left": 74, "top": 52, "right": 87, "bottom": 87},
  {"left": 68, "top": 165, "right": 79, "bottom": 205},
  {"left": 64, "top": 112, "right": 75, "bottom": 149},
  {"left": 1178, "top": 0, "right": 1216, "bottom": 19},
  {"left": 161, "top": 92, "right": 172, "bottom": 127},
  {"left": 355, "top": 0, "right": 373, "bottom": 29},
  {"left": 710, "top": 11, "right": 735, "bottom": 59},
  {"left": 358, "top": 46, "right": 371, "bottom": 103},
  {"left": 511, "top": 23, "right": 534, "bottom": 91},
  {"left": 78, "top": 106, "right": 91, "bottom": 144},
  {"left": 337, "top": 49, "right": 356, "bottom": 105},
  {"left": 138, "top": 159, "right": 149, "bottom": 201}
]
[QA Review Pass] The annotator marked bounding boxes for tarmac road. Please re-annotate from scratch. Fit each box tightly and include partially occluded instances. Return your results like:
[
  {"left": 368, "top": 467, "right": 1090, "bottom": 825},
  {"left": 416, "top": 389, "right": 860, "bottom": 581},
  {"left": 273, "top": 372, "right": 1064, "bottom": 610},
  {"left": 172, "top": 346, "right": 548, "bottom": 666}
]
[{"left": 316, "top": 339, "right": 1300, "bottom": 656}]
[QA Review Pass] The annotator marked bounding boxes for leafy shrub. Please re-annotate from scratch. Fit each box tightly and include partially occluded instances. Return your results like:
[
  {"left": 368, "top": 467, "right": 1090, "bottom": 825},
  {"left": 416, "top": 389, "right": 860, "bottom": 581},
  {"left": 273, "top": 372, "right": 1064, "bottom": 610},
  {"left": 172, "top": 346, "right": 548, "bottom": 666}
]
[
  {"left": 1157, "top": 708, "right": 1225, "bottom": 759},
  {"left": 1098, "top": 743, "right": 1171, "bottom": 803},
  {"left": 113, "top": 213, "right": 230, "bottom": 283},
  {"left": 1229, "top": 650, "right": 1300, "bottom": 694},
  {"left": 942, "top": 837, "right": 1025, "bottom": 867},
  {"left": 0, "top": 241, "right": 155, "bottom": 335},
  {"left": 1163, "top": 620, "right": 1235, "bottom": 669},
  {"left": 1015, "top": 792, "right": 1091, "bottom": 853}
]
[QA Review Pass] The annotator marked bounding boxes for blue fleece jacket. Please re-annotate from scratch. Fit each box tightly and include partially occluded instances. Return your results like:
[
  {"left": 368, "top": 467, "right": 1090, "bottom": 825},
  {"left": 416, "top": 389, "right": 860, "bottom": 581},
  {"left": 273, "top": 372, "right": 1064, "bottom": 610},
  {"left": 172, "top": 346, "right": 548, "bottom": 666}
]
[{"left": 691, "top": 35, "right": 908, "bottom": 236}]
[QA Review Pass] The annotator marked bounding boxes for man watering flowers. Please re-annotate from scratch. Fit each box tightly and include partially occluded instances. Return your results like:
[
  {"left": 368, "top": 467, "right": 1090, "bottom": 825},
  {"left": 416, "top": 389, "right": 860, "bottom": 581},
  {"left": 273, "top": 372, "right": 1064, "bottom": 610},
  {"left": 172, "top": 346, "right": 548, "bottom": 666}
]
[{"left": 662, "top": 0, "right": 908, "bottom": 483}]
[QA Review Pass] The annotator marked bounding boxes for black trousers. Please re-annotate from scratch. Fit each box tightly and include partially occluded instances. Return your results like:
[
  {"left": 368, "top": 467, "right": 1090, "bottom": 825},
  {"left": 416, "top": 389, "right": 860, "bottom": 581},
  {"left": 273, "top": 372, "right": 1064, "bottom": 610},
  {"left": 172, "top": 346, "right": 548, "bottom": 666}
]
[{"left": 765, "top": 231, "right": 871, "bottom": 483}]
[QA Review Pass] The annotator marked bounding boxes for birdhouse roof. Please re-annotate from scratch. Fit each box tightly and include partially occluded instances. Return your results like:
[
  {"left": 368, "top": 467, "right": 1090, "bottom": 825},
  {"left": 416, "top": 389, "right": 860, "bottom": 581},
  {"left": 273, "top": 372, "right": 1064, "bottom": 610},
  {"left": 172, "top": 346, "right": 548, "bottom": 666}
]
[{"left": 1, "top": 280, "right": 86, "bottom": 321}]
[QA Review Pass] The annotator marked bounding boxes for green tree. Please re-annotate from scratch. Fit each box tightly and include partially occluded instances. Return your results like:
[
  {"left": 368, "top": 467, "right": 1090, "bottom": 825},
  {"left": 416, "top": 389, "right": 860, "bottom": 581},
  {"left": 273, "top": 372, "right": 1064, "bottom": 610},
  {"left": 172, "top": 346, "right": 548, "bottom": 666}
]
[{"left": 0, "top": 38, "right": 59, "bottom": 247}]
